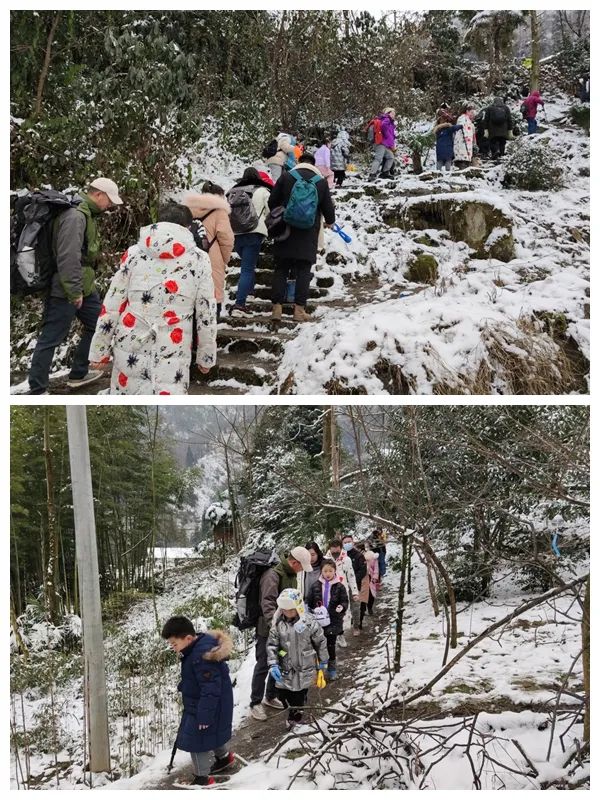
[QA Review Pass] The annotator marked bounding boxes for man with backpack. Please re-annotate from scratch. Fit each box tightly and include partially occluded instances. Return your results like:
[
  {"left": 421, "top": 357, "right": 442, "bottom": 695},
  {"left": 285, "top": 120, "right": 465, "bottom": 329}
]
[
  {"left": 249, "top": 546, "right": 314, "bottom": 721},
  {"left": 27, "top": 177, "right": 122, "bottom": 394},
  {"left": 267, "top": 153, "right": 335, "bottom": 323},
  {"left": 367, "top": 107, "right": 397, "bottom": 181},
  {"left": 483, "top": 97, "right": 513, "bottom": 160},
  {"left": 264, "top": 132, "right": 296, "bottom": 182}
]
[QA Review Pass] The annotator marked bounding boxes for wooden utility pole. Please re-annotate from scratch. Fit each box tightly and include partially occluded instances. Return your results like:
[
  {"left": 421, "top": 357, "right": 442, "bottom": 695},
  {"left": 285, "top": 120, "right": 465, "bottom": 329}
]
[
  {"left": 66, "top": 407, "right": 111, "bottom": 774},
  {"left": 530, "top": 10, "right": 541, "bottom": 91}
]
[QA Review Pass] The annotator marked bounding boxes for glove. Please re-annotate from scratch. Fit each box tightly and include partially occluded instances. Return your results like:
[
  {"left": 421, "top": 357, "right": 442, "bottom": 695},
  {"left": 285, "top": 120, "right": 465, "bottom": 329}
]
[
  {"left": 316, "top": 669, "right": 327, "bottom": 689},
  {"left": 335, "top": 605, "right": 344, "bottom": 612},
  {"left": 270, "top": 665, "right": 282, "bottom": 682}
]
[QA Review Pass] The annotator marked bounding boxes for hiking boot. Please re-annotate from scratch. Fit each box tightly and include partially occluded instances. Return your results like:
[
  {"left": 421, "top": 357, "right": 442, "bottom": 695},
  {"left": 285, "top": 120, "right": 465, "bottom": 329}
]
[
  {"left": 231, "top": 304, "right": 253, "bottom": 318},
  {"left": 293, "top": 305, "right": 312, "bottom": 322},
  {"left": 263, "top": 697, "right": 285, "bottom": 710},
  {"left": 285, "top": 719, "right": 301, "bottom": 732},
  {"left": 190, "top": 775, "right": 216, "bottom": 787},
  {"left": 210, "top": 752, "right": 235, "bottom": 774},
  {"left": 327, "top": 661, "right": 337, "bottom": 681},
  {"left": 353, "top": 628, "right": 361, "bottom": 637},
  {"left": 379, "top": 171, "right": 392, "bottom": 179},
  {"left": 338, "top": 635, "right": 348, "bottom": 648},
  {"left": 271, "top": 304, "right": 283, "bottom": 321},
  {"left": 66, "top": 370, "right": 102, "bottom": 389},
  {"left": 250, "top": 703, "right": 267, "bottom": 721}
]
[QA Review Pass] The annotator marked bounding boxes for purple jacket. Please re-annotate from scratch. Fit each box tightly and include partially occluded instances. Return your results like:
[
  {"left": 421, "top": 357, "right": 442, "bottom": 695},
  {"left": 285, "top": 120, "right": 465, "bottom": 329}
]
[
  {"left": 379, "top": 114, "right": 396, "bottom": 149},
  {"left": 522, "top": 92, "right": 545, "bottom": 119}
]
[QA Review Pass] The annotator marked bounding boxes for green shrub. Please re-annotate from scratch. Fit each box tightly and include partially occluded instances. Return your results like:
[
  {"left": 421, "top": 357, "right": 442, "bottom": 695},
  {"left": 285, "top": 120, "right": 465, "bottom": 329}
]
[
  {"left": 503, "top": 137, "right": 564, "bottom": 191},
  {"left": 569, "top": 104, "right": 590, "bottom": 135}
]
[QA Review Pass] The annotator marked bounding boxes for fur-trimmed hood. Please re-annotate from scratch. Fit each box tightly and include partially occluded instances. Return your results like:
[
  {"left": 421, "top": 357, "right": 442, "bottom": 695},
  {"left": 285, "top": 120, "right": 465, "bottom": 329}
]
[
  {"left": 202, "top": 629, "right": 233, "bottom": 662},
  {"left": 183, "top": 193, "right": 231, "bottom": 218}
]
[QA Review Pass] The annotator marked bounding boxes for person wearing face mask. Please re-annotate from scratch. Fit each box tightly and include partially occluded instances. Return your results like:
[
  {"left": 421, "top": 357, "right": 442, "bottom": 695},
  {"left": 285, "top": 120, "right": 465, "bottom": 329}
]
[
  {"left": 266, "top": 589, "right": 328, "bottom": 731},
  {"left": 325, "top": 538, "right": 359, "bottom": 646},
  {"left": 341, "top": 534, "right": 367, "bottom": 637}
]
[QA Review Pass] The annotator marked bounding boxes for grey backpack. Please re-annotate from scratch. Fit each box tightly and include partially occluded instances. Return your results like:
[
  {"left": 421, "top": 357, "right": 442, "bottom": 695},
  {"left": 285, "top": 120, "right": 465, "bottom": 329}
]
[{"left": 226, "top": 186, "right": 259, "bottom": 234}]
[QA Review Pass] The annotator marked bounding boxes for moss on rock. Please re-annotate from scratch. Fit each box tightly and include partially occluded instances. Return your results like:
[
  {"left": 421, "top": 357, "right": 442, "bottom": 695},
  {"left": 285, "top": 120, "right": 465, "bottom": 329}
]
[{"left": 407, "top": 251, "right": 438, "bottom": 283}]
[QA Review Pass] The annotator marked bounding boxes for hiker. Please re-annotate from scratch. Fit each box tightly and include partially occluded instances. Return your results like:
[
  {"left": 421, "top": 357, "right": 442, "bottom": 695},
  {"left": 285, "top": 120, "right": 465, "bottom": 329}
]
[
  {"left": 453, "top": 104, "right": 477, "bottom": 168},
  {"left": 266, "top": 132, "right": 296, "bottom": 182},
  {"left": 433, "top": 108, "right": 462, "bottom": 172},
  {"left": 161, "top": 616, "right": 234, "bottom": 788},
  {"left": 250, "top": 547, "right": 314, "bottom": 720},
  {"left": 359, "top": 550, "right": 380, "bottom": 628},
  {"left": 474, "top": 109, "right": 490, "bottom": 160},
  {"left": 521, "top": 90, "right": 546, "bottom": 134},
  {"left": 307, "top": 558, "right": 349, "bottom": 680},
  {"left": 325, "top": 538, "right": 359, "bottom": 647},
  {"left": 27, "top": 177, "right": 122, "bottom": 395},
  {"left": 88, "top": 202, "right": 216, "bottom": 395},
  {"left": 302, "top": 542, "right": 325, "bottom": 600},
  {"left": 266, "top": 588, "right": 328, "bottom": 730},
  {"left": 341, "top": 534, "right": 367, "bottom": 637},
  {"left": 220, "top": 168, "right": 272, "bottom": 318},
  {"left": 268, "top": 152, "right": 335, "bottom": 323},
  {"left": 483, "top": 97, "right": 513, "bottom": 160},
  {"left": 183, "top": 182, "right": 234, "bottom": 321},
  {"left": 314, "top": 138, "right": 334, "bottom": 189},
  {"left": 367, "top": 107, "right": 397, "bottom": 180},
  {"left": 293, "top": 135, "right": 305, "bottom": 162},
  {"left": 370, "top": 529, "right": 387, "bottom": 580},
  {"left": 330, "top": 129, "right": 351, "bottom": 187}
]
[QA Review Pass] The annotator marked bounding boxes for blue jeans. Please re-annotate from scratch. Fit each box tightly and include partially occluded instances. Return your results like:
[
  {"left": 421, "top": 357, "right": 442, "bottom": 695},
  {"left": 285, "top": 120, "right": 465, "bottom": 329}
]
[
  {"left": 28, "top": 292, "right": 102, "bottom": 393},
  {"left": 527, "top": 118, "right": 538, "bottom": 134},
  {"left": 234, "top": 233, "right": 265, "bottom": 305},
  {"left": 378, "top": 550, "right": 387, "bottom": 579}
]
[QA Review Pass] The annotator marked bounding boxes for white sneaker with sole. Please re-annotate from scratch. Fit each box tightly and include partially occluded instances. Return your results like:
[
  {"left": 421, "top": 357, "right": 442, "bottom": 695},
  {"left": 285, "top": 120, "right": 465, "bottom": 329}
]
[
  {"left": 66, "top": 369, "right": 103, "bottom": 389},
  {"left": 338, "top": 636, "right": 348, "bottom": 648},
  {"left": 250, "top": 704, "right": 267, "bottom": 721},
  {"left": 263, "top": 697, "right": 285, "bottom": 710}
]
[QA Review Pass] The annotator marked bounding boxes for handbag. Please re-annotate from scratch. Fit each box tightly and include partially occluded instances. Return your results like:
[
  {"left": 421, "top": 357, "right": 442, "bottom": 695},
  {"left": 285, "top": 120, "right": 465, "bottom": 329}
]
[{"left": 265, "top": 205, "right": 290, "bottom": 242}]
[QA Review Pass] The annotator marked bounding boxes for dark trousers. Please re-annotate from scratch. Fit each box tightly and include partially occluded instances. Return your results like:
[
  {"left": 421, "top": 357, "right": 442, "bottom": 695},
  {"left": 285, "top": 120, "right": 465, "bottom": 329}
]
[
  {"left": 234, "top": 232, "right": 264, "bottom": 306},
  {"left": 326, "top": 633, "right": 337, "bottom": 664},
  {"left": 250, "top": 634, "right": 276, "bottom": 707},
  {"left": 272, "top": 258, "right": 312, "bottom": 306},
  {"left": 490, "top": 136, "right": 507, "bottom": 159},
  {"left": 276, "top": 687, "right": 308, "bottom": 722},
  {"left": 333, "top": 170, "right": 346, "bottom": 187},
  {"left": 359, "top": 591, "right": 376, "bottom": 627},
  {"left": 28, "top": 292, "right": 102, "bottom": 394}
]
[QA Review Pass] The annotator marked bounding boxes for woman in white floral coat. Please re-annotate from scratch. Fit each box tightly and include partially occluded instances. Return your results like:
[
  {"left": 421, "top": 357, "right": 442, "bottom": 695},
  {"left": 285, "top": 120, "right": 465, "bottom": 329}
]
[
  {"left": 89, "top": 204, "right": 217, "bottom": 395},
  {"left": 453, "top": 104, "right": 477, "bottom": 168}
]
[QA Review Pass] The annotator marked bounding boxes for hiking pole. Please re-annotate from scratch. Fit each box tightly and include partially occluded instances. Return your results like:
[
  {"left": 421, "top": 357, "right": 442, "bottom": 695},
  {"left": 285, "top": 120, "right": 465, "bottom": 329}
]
[{"left": 166, "top": 719, "right": 182, "bottom": 773}]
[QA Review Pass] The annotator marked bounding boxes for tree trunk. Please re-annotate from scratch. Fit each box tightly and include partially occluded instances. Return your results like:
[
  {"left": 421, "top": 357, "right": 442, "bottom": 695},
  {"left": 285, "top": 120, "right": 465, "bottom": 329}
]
[
  {"left": 43, "top": 409, "right": 60, "bottom": 624},
  {"left": 394, "top": 533, "right": 410, "bottom": 672},
  {"left": 34, "top": 12, "right": 61, "bottom": 117},
  {"left": 530, "top": 10, "right": 541, "bottom": 92},
  {"left": 582, "top": 575, "right": 590, "bottom": 743}
]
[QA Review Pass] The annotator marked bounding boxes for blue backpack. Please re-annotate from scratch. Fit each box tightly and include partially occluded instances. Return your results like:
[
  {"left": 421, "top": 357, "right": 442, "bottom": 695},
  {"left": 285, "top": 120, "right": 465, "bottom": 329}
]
[{"left": 283, "top": 169, "right": 322, "bottom": 230}]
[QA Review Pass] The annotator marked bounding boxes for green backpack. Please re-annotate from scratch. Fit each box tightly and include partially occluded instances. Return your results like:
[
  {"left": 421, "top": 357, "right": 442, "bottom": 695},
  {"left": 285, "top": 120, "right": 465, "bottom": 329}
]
[{"left": 283, "top": 169, "right": 322, "bottom": 229}]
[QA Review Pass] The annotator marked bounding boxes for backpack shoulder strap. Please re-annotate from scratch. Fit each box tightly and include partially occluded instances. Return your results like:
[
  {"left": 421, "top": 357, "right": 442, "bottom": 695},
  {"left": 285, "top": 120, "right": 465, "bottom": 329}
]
[
  {"left": 200, "top": 209, "right": 217, "bottom": 222},
  {"left": 309, "top": 174, "right": 322, "bottom": 185}
]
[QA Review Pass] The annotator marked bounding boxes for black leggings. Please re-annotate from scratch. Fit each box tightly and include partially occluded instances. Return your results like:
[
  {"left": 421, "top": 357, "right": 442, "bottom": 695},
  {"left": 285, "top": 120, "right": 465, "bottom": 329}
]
[
  {"left": 272, "top": 258, "right": 313, "bottom": 306},
  {"left": 333, "top": 170, "right": 346, "bottom": 187},
  {"left": 276, "top": 687, "right": 309, "bottom": 722},
  {"left": 359, "top": 591, "right": 376, "bottom": 627},
  {"left": 326, "top": 633, "right": 337, "bottom": 663}
]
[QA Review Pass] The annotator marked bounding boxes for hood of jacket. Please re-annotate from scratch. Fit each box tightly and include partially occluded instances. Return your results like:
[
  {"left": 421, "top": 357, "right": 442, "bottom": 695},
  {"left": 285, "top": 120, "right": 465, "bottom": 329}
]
[
  {"left": 201, "top": 629, "right": 233, "bottom": 662},
  {"left": 275, "top": 554, "right": 298, "bottom": 579},
  {"left": 319, "top": 573, "right": 342, "bottom": 587},
  {"left": 138, "top": 221, "right": 197, "bottom": 261},
  {"left": 183, "top": 193, "right": 231, "bottom": 217},
  {"left": 291, "top": 162, "right": 323, "bottom": 179}
]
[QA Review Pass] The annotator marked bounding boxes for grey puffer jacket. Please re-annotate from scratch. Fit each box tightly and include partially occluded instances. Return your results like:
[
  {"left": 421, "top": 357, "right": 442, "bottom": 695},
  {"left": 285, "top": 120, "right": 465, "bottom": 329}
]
[
  {"left": 330, "top": 137, "right": 350, "bottom": 171},
  {"left": 267, "top": 611, "right": 328, "bottom": 691}
]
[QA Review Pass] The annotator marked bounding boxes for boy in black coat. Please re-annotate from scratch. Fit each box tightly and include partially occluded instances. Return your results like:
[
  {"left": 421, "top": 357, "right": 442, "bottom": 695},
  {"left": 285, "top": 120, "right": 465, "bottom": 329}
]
[{"left": 306, "top": 559, "right": 349, "bottom": 679}]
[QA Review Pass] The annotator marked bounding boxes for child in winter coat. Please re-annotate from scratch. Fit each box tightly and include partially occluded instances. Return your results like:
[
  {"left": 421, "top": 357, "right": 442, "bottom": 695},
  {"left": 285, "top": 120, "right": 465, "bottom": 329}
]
[
  {"left": 315, "top": 139, "right": 335, "bottom": 189},
  {"left": 266, "top": 588, "right": 328, "bottom": 730},
  {"left": 89, "top": 203, "right": 217, "bottom": 395},
  {"left": 359, "top": 550, "right": 380, "bottom": 627},
  {"left": 307, "top": 558, "right": 349, "bottom": 680},
  {"left": 161, "top": 616, "right": 235, "bottom": 788},
  {"left": 330, "top": 130, "right": 351, "bottom": 187},
  {"left": 433, "top": 111, "right": 463, "bottom": 172},
  {"left": 453, "top": 105, "right": 477, "bottom": 168},
  {"left": 183, "top": 184, "right": 234, "bottom": 320}
]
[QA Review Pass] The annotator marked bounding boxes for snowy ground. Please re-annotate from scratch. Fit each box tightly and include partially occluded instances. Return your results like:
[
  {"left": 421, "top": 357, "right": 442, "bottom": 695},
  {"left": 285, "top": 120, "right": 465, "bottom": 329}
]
[{"left": 19, "top": 539, "right": 582, "bottom": 791}]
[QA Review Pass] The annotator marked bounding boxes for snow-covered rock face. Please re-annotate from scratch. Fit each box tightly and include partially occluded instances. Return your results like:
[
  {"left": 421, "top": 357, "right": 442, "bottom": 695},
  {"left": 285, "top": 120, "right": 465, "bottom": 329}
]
[{"left": 276, "top": 95, "right": 589, "bottom": 395}]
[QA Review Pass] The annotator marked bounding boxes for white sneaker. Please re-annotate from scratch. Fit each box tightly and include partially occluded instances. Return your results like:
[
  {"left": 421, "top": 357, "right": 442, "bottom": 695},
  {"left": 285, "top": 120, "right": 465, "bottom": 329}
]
[
  {"left": 250, "top": 704, "right": 267, "bottom": 721},
  {"left": 66, "top": 369, "right": 103, "bottom": 389},
  {"left": 338, "top": 636, "right": 348, "bottom": 648},
  {"left": 263, "top": 697, "right": 285, "bottom": 710}
]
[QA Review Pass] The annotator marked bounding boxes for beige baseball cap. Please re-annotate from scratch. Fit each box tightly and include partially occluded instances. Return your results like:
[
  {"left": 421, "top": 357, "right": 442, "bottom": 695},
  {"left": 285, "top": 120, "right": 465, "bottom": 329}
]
[
  {"left": 90, "top": 177, "right": 123, "bottom": 205},
  {"left": 289, "top": 546, "right": 313, "bottom": 572}
]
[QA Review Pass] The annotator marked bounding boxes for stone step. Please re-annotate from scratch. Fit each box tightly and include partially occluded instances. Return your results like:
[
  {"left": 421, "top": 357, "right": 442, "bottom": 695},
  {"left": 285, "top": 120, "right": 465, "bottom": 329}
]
[
  {"left": 225, "top": 284, "right": 326, "bottom": 302},
  {"left": 217, "top": 328, "right": 289, "bottom": 355},
  {"left": 236, "top": 298, "right": 318, "bottom": 315},
  {"left": 226, "top": 268, "right": 335, "bottom": 290},
  {"left": 220, "top": 315, "right": 298, "bottom": 331},
  {"left": 194, "top": 352, "right": 277, "bottom": 387}
]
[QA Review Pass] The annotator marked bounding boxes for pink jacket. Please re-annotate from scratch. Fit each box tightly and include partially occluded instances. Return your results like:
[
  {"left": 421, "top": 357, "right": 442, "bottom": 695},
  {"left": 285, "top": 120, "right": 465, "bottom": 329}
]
[
  {"left": 522, "top": 92, "right": 545, "bottom": 120},
  {"left": 183, "top": 194, "right": 234, "bottom": 303},
  {"left": 368, "top": 557, "right": 380, "bottom": 597}
]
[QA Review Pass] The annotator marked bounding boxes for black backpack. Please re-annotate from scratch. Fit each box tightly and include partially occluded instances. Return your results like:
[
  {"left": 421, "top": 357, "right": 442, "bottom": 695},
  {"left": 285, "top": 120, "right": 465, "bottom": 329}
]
[
  {"left": 520, "top": 102, "right": 528, "bottom": 120},
  {"left": 262, "top": 139, "right": 278, "bottom": 159},
  {"left": 190, "top": 209, "right": 218, "bottom": 252},
  {"left": 488, "top": 105, "right": 507, "bottom": 127},
  {"left": 226, "top": 186, "right": 260, "bottom": 234},
  {"left": 11, "top": 190, "right": 82, "bottom": 295},
  {"left": 232, "top": 549, "right": 278, "bottom": 630}
]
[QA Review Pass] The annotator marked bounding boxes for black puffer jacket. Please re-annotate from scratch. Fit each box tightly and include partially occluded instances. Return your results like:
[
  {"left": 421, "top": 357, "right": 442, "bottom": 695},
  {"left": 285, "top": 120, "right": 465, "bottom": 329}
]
[
  {"left": 268, "top": 163, "right": 336, "bottom": 264},
  {"left": 307, "top": 577, "right": 349, "bottom": 636},
  {"left": 347, "top": 547, "right": 367, "bottom": 586},
  {"left": 484, "top": 98, "right": 513, "bottom": 139}
]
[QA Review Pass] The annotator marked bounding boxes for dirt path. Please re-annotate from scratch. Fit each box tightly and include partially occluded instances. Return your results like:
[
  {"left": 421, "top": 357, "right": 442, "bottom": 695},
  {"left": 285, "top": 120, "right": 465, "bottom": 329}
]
[{"left": 151, "top": 584, "right": 395, "bottom": 789}]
